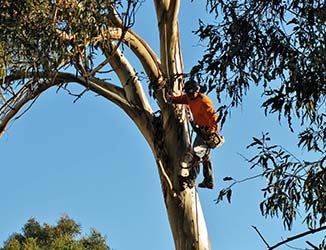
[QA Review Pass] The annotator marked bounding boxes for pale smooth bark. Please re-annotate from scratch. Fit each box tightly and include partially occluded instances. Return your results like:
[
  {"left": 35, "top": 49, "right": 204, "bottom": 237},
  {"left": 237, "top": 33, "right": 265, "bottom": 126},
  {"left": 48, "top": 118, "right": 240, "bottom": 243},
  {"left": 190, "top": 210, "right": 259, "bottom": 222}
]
[{"left": 152, "top": 1, "right": 211, "bottom": 250}]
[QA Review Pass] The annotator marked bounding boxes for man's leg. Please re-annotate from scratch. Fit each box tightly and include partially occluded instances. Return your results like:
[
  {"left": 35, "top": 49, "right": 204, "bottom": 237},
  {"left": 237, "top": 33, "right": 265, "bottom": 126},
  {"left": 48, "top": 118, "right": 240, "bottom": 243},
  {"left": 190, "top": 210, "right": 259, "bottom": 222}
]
[
  {"left": 193, "top": 134, "right": 214, "bottom": 189},
  {"left": 198, "top": 154, "right": 214, "bottom": 189}
]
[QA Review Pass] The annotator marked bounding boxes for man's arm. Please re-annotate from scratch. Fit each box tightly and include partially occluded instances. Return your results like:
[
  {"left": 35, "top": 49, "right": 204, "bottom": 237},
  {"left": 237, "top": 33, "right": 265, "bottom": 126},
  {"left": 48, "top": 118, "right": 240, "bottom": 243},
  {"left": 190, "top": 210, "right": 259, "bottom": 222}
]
[{"left": 166, "top": 92, "right": 188, "bottom": 104}]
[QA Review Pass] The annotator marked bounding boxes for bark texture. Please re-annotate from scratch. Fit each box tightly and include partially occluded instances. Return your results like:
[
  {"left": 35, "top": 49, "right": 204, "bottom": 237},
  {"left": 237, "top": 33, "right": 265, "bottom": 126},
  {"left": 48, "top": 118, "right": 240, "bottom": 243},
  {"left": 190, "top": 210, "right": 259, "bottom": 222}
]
[{"left": 151, "top": 1, "right": 211, "bottom": 250}]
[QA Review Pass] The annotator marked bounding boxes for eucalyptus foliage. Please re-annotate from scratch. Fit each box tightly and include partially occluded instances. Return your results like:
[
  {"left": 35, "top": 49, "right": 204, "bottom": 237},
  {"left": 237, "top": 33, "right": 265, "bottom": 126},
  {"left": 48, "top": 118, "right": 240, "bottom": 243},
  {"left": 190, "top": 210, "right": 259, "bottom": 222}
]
[
  {"left": 194, "top": 0, "right": 326, "bottom": 248},
  {"left": 0, "top": 0, "right": 136, "bottom": 79}
]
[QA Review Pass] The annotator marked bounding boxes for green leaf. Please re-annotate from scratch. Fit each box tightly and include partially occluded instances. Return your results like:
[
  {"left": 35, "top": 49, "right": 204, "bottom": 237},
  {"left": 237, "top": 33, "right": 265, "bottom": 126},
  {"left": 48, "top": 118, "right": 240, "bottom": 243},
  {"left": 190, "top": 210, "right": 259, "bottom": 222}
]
[
  {"left": 223, "top": 176, "right": 233, "bottom": 181},
  {"left": 226, "top": 189, "right": 232, "bottom": 203}
]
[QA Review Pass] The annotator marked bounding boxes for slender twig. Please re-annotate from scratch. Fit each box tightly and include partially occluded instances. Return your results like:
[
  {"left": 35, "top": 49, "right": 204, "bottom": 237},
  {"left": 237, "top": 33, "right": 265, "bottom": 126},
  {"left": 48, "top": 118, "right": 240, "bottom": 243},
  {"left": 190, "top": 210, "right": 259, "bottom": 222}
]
[
  {"left": 215, "top": 172, "right": 263, "bottom": 204},
  {"left": 252, "top": 225, "right": 270, "bottom": 248},
  {"left": 13, "top": 95, "right": 39, "bottom": 121},
  {"left": 237, "top": 152, "right": 306, "bottom": 181},
  {"left": 221, "top": 172, "right": 263, "bottom": 191},
  {"left": 284, "top": 243, "right": 307, "bottom": 250},
  {"left": 305, "top": 241, "right": 319, "bottom": 250}
]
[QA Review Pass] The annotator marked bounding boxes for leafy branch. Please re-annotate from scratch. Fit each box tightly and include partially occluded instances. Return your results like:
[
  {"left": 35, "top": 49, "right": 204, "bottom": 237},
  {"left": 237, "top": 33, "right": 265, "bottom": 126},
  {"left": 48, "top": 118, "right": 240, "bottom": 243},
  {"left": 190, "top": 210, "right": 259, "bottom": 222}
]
[{"left": 215, "top": 173, "right": 263, "bottom": 204}]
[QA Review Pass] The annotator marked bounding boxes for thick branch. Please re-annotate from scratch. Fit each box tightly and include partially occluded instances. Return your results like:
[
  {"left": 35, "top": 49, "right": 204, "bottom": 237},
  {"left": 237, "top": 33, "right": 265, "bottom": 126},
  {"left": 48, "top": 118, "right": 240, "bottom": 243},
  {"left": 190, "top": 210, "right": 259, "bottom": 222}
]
[
  {"left": 57, "top": 23, "right": 162, "bottom": 84},
  {"left": 1, "top": 71, "right": 157, "bottom": 150},
  {"left": 153, "top": 0, "right": 184, "bottom": 113},
  {"left": 0, "top": 80, "right": 53, "bottom": 137},
  {"left": 57, "top": 25, "right": 164, "bottom": 109},
  {"left": 59, "top": 73, "right": 130, "bottom": 108},
  {"left": 100, "top": 4, "right": 164, "bottom": 93},
  {"left": 0, "top": 72, "right": 130, "bottom": 136},
  {"left": 69, "top": 73, "right": 156, "bottom": 146},
  {"left": 268, "top": 226, "right": 326, "bottom": 250},
  {"left": 253, "top": 225, "right": 326, "bottom": 250},
  {"left": 153, "top": 0, "right": 180, "bottom": 28},
  {"left": 102, "top": 42, "right": 153, "bottom": 114},
  {"left": 98, "top": 27, "right": 163, "bottom": 84},
  {"left": 154, "top": 0, "right": 181, "bottom": 77}
]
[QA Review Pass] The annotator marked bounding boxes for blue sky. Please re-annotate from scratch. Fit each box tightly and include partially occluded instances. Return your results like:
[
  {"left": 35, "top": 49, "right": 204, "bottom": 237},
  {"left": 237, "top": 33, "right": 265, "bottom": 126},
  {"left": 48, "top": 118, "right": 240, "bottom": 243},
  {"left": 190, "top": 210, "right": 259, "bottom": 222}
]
[{"left": 0, "top": 1, "right": 324, "bottom": 250}]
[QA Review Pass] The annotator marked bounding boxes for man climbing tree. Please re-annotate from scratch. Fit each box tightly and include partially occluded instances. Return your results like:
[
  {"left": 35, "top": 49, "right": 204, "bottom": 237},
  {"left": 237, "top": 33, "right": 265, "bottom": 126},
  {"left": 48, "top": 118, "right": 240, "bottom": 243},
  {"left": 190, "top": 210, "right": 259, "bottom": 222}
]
[{"left": 167, "top": 79, "right": 223, "bottom": 189}]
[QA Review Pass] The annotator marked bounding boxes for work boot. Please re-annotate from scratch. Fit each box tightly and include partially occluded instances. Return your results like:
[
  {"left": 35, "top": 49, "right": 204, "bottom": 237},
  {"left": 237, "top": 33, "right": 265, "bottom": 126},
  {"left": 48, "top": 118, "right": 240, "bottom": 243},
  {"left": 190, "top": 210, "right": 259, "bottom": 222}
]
[{"left": 198, "top": 180, "right": 214, "bottom": 189}]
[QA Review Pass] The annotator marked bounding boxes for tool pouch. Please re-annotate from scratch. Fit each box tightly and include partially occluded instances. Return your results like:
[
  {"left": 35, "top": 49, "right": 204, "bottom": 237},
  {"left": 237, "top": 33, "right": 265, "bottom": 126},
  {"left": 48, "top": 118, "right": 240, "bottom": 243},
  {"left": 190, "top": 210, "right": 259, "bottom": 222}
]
[{"left": 205, "top": 132, "right": 225, "bottom": 149}]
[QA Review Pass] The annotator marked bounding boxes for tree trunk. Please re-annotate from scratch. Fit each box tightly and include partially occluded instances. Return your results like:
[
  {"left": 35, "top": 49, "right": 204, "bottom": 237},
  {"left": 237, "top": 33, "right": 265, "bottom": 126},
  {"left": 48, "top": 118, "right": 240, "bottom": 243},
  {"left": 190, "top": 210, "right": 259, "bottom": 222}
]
[
  {"left": 165, "top": 186, "right": 210, "bottom": 250},
  {"left": 149, "top": 1, "right": 212, "bottom": 249},
  {"left": 147, "top": 110, "right": 211, "bottom": 250}
]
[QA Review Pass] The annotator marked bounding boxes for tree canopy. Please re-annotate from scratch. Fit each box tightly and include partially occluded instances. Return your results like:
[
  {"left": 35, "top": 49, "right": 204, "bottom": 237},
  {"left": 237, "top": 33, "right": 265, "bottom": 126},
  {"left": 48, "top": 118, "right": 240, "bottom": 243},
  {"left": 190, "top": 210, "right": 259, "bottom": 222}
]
[
  {"left": 192, "top": 0, "right": 326, "bottom": 248},
  {"left": 1, "top": 216, "right": 109, "bottom": 250}
]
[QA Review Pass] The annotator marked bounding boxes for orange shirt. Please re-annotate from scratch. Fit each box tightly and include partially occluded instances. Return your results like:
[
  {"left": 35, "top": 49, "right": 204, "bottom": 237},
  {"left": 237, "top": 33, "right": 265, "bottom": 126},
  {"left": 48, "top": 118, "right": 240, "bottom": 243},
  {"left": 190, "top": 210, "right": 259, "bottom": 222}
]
[{"left": 171, "top": 93, "right": 218, "bottom": 131}]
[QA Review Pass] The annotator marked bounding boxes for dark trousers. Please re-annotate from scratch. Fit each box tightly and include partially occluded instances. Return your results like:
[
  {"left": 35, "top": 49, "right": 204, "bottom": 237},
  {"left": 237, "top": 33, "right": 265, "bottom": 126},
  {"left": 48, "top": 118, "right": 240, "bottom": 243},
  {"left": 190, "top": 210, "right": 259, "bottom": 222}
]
[{"left": 192, "top": 134, "right": 214, "bottom": 184}]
